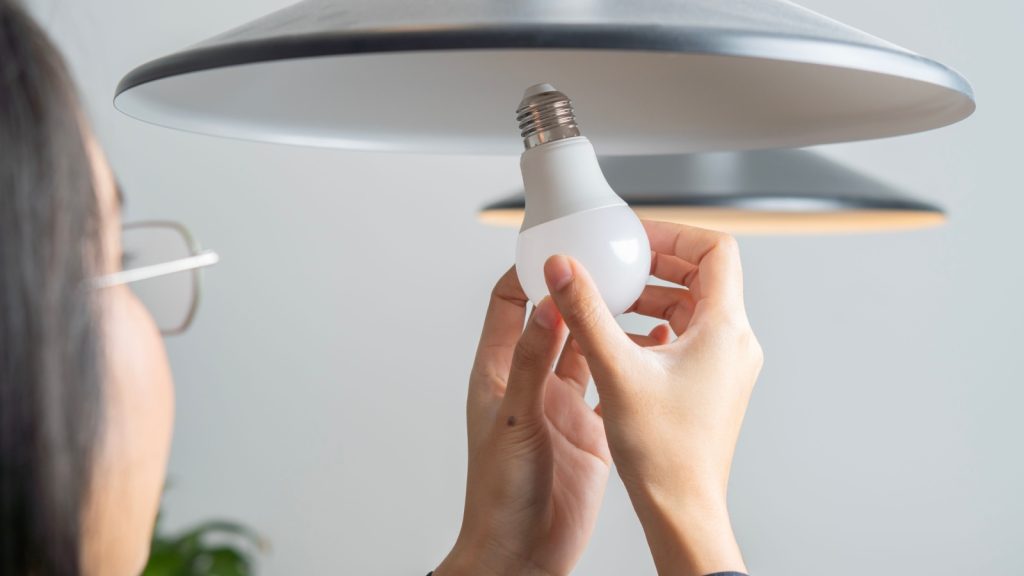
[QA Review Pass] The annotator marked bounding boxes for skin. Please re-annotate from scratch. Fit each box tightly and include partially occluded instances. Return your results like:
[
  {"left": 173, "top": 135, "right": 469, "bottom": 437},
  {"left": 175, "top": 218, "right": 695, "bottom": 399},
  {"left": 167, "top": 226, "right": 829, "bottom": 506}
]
[
  {"left": 439, "top": 221, "right": 762, "bottom": 576},
  {"left": 81, "top": 136, "right": 176, "bottom": 576},
  {"left": 436, "top": 271, "right": 671, "bottom": 576}
]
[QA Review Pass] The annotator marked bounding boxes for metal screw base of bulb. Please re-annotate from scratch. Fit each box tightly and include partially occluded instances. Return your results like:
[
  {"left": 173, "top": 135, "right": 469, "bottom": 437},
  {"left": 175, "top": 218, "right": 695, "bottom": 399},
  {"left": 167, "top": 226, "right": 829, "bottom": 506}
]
[{"left": 516, "top": 83, "right": 581, "bottom": 150}]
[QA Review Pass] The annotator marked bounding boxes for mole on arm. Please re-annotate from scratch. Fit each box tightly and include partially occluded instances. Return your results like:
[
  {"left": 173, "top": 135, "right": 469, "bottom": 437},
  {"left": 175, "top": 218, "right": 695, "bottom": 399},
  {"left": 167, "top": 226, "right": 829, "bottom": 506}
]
[{"left": 506, "top": 415, "right": 517, "bottom": 427}]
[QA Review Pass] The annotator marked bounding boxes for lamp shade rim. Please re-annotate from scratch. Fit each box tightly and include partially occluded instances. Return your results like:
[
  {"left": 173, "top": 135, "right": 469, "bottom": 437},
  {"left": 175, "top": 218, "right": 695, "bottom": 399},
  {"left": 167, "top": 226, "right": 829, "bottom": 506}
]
[
  {"left": 478, "top": 205, "right": 947, "bottom": 235},
  {"left": 482, "top": 191, "right": 945, "bottom": 215},
  {"left": 113, "top": 0, "right": 976, "bottom": 154},
  {"left": 115, "top": 25, "right": 974, "bottom": 105}
]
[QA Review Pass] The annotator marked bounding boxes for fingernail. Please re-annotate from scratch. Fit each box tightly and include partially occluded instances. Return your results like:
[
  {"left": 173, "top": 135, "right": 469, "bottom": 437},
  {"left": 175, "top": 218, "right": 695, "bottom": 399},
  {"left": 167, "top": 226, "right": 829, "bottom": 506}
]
[
  {"left": 545, "top": 255, "right": 574, "bottom": 292},
  {"left": 534, "top": 297, "right": 562, "bottom": 330}
]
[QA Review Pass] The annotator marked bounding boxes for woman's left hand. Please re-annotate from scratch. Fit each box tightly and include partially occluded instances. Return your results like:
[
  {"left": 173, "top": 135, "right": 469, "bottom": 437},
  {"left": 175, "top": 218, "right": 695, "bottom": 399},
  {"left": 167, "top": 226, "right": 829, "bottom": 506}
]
[{"left": 435, "top": 267, "right": 670, "bottom": 576}]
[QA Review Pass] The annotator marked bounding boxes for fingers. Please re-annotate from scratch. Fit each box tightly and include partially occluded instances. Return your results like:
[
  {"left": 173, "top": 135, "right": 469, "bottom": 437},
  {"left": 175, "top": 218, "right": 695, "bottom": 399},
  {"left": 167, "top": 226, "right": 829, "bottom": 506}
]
[
  {"left": 554, "top": 325, "right": 671, "bottom": 397},
  {"left": 649, "top": 249, "right": 697, "bottom": 287},
  {"left": 590, "top": 321, "right": 670, "bottom": 418},
  {"left": 647, "top": 323, "right": 675, "bottom": 346},
  {"left": 642, "top": 220, "right": 745, "bottom": 310},
  {"left": 554, "top": 336, "right": 590, "bottom": 395},
  {"left": 585, "top": 323, "right": 671, "bottom": 416},
  {"left": 501, "top": 297, "right": 565, "bottom": 419},
  {"left": 544, "top": 255, "right": 635, "bottom": 380},
  {"left": 587, "top": 324, "right": 670, "bottom": 418},
  {"left": 553, "top": 320, "right": 671, "bottom": 399},
  {"left": 628, "top": 284, "right": 697, "bottom": 336},
  {"left": 628, "top": 325, "right": 674, "bottom": 346},
  {"left": 471, "top": 267, "right": 528, "bottom": 395},
  {"left": 567, "top": 324, "right": 673, "bottom": 354}
]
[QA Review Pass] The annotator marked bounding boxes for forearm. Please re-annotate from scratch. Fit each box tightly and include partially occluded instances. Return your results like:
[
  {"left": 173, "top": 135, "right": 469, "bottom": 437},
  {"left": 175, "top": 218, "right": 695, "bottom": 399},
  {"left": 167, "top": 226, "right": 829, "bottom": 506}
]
[{"left": 628, "top": 483, "right": 746, "bottom": 576}]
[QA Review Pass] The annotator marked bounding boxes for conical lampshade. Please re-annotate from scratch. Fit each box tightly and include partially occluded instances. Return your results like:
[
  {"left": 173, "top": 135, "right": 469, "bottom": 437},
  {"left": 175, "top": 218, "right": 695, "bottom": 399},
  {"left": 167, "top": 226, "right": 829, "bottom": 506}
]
[
  {"left": 479, "top": 150, "right": 945, "bottom": 234},
  {"left": 115, "top": 0, "right": 973, "bottom": 155}
]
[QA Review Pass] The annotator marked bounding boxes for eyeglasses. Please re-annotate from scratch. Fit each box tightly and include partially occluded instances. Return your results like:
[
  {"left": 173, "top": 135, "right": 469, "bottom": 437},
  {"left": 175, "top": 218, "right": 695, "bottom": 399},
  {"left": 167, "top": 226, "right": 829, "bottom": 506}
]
[{"left": 92, "top": 221, "right": 219, "bottom": 335}]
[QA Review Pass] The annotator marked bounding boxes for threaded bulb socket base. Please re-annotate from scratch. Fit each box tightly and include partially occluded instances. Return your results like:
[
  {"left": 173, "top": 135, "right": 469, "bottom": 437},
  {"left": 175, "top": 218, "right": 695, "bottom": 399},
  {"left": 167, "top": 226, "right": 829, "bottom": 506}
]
[{"left": 516, "top": 83, "right": 581, "bottom": 150}]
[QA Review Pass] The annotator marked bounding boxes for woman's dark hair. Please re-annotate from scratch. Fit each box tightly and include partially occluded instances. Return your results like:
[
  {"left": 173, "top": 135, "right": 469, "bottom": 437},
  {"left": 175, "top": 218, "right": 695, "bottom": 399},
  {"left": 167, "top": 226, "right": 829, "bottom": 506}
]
[{"left": 0, "top": 1, "right": 104, "bottom": 574}]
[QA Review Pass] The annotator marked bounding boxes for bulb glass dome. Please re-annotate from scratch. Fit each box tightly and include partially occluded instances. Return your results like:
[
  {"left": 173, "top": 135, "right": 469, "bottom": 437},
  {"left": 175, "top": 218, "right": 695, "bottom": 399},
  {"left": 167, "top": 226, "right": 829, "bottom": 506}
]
[
  {"left": 514, "top": 85, "right": 650, "bottom": 314},
  {"left": 517, "top": 205, "right": 650, "bottom": 315}
]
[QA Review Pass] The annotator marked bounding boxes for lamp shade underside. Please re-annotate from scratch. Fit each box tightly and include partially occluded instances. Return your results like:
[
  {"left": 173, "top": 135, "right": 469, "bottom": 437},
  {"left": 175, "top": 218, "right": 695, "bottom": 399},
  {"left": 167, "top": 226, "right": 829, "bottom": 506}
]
[
  {"left": 479, "top": 150, "right": 946, "bottom": 234},
  {"left": 115, "top": 0, "right": 974, "bottom": 155}
]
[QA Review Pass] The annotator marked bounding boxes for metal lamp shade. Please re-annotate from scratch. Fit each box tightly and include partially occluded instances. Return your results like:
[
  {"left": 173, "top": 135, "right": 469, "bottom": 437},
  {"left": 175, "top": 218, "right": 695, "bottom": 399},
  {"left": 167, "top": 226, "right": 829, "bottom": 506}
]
[
  {"left": 479, "top": 150, "right": 945, "bottom": 234},
  {"left": 115, "top": 0, "right": 974, "bottom": 155}
]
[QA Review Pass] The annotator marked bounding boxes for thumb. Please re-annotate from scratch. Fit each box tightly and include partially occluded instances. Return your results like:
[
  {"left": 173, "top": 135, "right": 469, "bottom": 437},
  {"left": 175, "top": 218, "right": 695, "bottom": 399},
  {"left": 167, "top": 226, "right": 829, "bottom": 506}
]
[
  {"left": 544, "top": 255, "right": 635, "bottom": 380},
  {"left": 501, "top": 296, "right": 565, "bottom": 421}
]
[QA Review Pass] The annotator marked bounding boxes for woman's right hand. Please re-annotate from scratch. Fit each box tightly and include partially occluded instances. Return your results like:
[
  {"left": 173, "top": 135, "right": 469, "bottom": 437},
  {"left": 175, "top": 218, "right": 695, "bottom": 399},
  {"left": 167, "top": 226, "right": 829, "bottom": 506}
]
[{"left": 542, "top": 220, "right": 763, "bottom": 576}]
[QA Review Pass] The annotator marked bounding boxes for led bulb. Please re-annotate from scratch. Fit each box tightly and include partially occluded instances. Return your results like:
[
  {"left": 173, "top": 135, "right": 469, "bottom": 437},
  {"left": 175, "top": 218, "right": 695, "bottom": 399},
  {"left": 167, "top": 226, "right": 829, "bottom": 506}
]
[{"left": 514, "top": 84, "right": 650, "bottom": 316}]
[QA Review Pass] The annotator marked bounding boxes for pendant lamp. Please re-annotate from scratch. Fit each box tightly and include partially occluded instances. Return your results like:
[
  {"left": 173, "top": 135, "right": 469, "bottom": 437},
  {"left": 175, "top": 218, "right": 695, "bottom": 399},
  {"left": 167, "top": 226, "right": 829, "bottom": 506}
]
[
  {"left": 479, "top": 150, "right": 945, "bottom": 234},
  {"left": 114, "top": 0, "right": 974, "bottom": 155}
]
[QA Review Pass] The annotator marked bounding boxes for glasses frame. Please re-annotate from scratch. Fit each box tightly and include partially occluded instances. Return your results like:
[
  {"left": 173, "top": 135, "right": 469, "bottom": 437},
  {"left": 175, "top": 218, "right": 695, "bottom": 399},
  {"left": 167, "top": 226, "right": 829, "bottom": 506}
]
[{"left": 92, "top": 220, "right": 219, "bottom": 335}]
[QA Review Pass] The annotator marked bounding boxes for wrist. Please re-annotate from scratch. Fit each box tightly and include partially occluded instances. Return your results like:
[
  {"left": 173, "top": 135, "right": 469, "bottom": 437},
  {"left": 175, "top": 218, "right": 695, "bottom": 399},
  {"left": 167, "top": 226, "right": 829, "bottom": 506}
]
[
  {"left": 627, "top": 481, "right": 745, "bottom": 576},
  {"left": 435, "top": 537, "right": 549, "bottom": 576}
]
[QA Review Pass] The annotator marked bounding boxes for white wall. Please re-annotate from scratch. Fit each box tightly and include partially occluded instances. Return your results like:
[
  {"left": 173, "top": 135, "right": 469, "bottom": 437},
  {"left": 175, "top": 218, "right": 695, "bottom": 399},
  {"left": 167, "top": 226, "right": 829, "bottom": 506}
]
[{"left": 28, "top": 0, "right": 1024, "bottom": 574}]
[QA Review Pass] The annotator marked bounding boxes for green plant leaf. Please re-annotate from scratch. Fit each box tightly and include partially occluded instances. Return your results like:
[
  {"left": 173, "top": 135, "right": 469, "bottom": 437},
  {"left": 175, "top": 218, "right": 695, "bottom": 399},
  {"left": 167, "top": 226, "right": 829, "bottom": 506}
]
[
  {"left": 173, "top": 520, "right": 267, "bottom": 551},
  {"left": 144, "top": 507, "right": 265, "bottom": 575},
  {"left": 141, "top": 548, "right": 188, "bottom": 576},
  {"left": 187, "top": 547, "right": 251, "bottom": 576}
]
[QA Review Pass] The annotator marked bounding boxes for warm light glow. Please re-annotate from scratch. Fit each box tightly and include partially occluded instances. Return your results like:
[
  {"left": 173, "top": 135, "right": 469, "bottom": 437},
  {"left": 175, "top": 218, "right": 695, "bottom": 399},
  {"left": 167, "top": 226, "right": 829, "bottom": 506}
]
[{"left": 479, "top": 207, "right": 947, "bottom": 235}]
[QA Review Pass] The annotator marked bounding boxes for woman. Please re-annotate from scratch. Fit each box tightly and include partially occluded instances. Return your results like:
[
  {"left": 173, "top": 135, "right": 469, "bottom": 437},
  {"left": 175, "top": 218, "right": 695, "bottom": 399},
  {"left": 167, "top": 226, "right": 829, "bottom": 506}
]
[{"left": 0, "top": 1, "right": 762, "bottom": 574}]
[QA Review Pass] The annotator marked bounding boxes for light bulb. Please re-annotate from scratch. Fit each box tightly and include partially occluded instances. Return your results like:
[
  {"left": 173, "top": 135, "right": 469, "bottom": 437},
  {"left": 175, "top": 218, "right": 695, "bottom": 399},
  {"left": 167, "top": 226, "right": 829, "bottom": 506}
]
[{"left": 514, "top": 83, "right": 651, "bottom": 316}]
